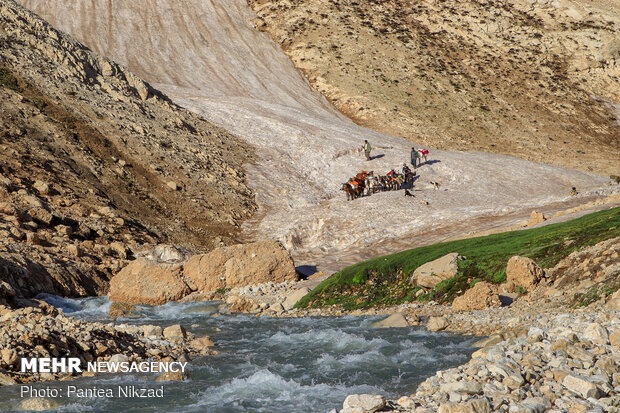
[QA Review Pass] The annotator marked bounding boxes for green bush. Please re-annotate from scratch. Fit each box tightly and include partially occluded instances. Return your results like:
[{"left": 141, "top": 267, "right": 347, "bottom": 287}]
[{"left": 0, "top": 67, "right": 21, "bottom": 92}]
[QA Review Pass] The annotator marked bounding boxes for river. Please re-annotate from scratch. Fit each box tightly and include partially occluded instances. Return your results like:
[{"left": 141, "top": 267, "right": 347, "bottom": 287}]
[{"left": 0, "top": 296, "right": 476, "bottom": 412}]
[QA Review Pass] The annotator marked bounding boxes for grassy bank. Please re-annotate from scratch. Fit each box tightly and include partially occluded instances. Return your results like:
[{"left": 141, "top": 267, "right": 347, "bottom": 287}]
[{"left": 296, "top": 207, "right": 620, "bottom": 310}]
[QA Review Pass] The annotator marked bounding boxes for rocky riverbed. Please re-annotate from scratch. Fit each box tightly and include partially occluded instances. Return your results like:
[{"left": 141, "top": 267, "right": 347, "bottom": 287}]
[
  {"left": 0, "top": 299, "right": 216, "bottom": 386},
  {"left": 212, "top": 281, "right": 619, "bottom": 413},
  {"left": 199, "top": 237, "right": 620, "bottom": 413}
]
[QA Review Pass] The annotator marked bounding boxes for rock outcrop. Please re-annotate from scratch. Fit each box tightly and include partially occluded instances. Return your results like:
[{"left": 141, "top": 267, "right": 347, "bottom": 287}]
[
  {"left": 452, "top": 281, "right": 501, "bottom": 312},
  {"left": 412, "top": 253, "right": 461, "bottom": 288},
  {"left": 184, "top": 240, "right": 297, "bottom": 292},
  {"left": 108, "top": 259, "right": 190, "bottom": 305},
  {"left": 506, "top": 256, "right": 544, "bottom": 292},
  {"left": 0, "top": 0, "right": 255, "bottom": 300},
  {"left": 527, "top": 211, "right": 547, "bottom": 227}
]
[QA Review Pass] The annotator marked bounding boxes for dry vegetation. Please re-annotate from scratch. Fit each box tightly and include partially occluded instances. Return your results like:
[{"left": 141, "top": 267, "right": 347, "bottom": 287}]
[{"left": 249, "top": 0, "right": 620, "bottom": 175}]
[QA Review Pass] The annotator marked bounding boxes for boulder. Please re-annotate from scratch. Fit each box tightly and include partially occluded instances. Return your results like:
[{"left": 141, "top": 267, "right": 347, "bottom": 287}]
[
  {"left": 371, "top": 313, "right": 409, "bottom": 328},
  {"left": 427, "top": 316, "right": 449, "bottom": 332},
  {"left": 150, "top": 245, "right": 186, "bottom": 263},
  {"left": 1, "top": 348, "right": 18, "bottom": 366},
  {"left": 33, "top": 180, "right": 50, "bottom": 194},
  {"left": 609, "top": 329, "right": 620, "bottom": 349},
  {"left": 342, "top": 394, "right": 386, "bottom": 413},
  {"left": 488, "top": 362, "right": 524, "bottom": 389},
  {"left": 506, "top": 256, "right": 543, "bottom": 291},
  {"left": 163, "top": 324, "right": 187, "bottom": 341},
  {"left": 268, "top": 302, "right": 285, "bottom": 314},
  {"left": 608, "top": 289, "right": 620, "bottom": 311},
  {"left": 452, "top": 281, "right": 501, "bottom": 311},
  {"left": 508, "top": 397, "right": 551, "bottom": 413},
  {"left": 184, "top": 240, "right": 297, "bottom": 292},
  {"left": 155, "top": 371, "right": 184, "bottom": 382},
  {"left": 109, "top": 354, "right": 129, "bottom": 363},
  {"left": 142, "top": 325, "right": 163, "bottom": 338},
  {"left": 283, "top": 287, "right": 311, "bottom": 310},
  {"left": 108, "top": 258, "right": 191, "bottom": 305},
  {"left": 562, "top": 374, "right": 600, "bottom": 398},
  {"left": 527, "top": 211, "right": 546, "bottom": 226},
  {"left": 0, "top": 371, "right": 17, "bottom": 385},
  {"left": 411, "top": 253, "right": 461, "bottom": 288},
  {"left": 190, "top": 336, "right": 214, "bottom": 350},
  {"left": 16, "top": 398, "right": 60, "bottom": 411},
  {"left": 396, "top": 396, "right": 415, "bottom": 409},
  {"left": 581, "top": 323, "right": 609, "bottom": 345},
  {"left": 526, "top": 327, "right": 545, "bottom": 343},
  {"left": 440, "top": 381, "right": 483, "bottom": 394}
]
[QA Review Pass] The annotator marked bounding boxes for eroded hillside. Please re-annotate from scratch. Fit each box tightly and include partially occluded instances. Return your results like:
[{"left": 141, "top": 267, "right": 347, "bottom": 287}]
[
  {"left": 0, "top": 0, "right": 256, "bottom": 299},
  {"left": 14, "top": 0, "right": 617, "bottom": 275},
  {"left": 248, "top": 0, "right": 620, "bottom": 175}
]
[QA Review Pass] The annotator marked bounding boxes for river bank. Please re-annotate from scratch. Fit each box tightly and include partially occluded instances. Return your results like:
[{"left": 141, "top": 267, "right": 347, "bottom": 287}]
[
  {"left": 0, "top": 297, "right": 477, "bottom": 412},
  {"left": 0, "top": 265, "right": 617, "bottom": 411},
  {"left": 0, "top": 299, "right": 216, "bottom": 386},
  {"left": 204, "top": 235, "right": 619, "bottom": 413},
  {"left": 214, "top": 280, "right": 619, "bottom": 413}
]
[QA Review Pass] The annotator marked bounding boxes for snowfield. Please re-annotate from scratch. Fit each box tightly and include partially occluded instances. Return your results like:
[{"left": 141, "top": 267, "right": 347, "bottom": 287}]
[{"left": 20, "top": 0, "right": 618, "bottom": 272}]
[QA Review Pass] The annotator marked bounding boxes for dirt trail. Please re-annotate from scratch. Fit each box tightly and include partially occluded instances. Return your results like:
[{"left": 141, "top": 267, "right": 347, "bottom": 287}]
[{"left": 19, "top": 0, "right": 619, "bottom": 273}]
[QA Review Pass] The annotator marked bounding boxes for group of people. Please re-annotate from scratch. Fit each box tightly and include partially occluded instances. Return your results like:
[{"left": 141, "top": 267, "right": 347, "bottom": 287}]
[
  {"left": 342, "top": 141, "right": 430, "bottom": 200},
  {"left": 361, "top": 140, "right": 429, "bottom": 168},
  {"left": 410, "top": 146, "right": 429, "bottom": 168}
]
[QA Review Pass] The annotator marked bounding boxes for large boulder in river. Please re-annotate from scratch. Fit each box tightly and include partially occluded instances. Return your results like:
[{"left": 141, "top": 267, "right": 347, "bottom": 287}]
[
  {"left": 108, "top": 258, "right": 191, "bottom": 305},
  {"left": 506, "top": 256, "right": 543, "bottom": 292},
  {"left": 183, "top": 240, "right": 297, "bottom": 292},
  {"left": 411, "top": 253, "right": 461, "bottom": 288},
  {"left": 452, "top": 281, "right": 501, "bottom": 311}
]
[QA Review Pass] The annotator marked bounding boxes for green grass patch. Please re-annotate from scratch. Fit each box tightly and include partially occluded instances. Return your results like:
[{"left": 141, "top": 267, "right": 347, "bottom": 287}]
[
  {"left": 573, "top": 269, "right": 619, "bottom": 307},
  {"left": 296, "top": 207, "right": 620, "bottom": 310},
  {"left": 0, "top": 67, "right": 21, "bottom": 92}
]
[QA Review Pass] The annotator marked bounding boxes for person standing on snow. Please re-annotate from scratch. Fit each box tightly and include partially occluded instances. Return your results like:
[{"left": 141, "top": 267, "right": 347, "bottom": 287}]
[
  {"left": 411, "top": 147, "right": 418, "bottom": 168},
  {"left": 362, "top": 140, "right": 372, "bottom": 161}
]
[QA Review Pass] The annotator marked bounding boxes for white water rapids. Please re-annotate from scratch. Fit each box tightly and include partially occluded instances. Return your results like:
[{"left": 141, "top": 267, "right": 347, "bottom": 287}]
[{"left": 0, "top": 296, "right": 477, "bottom": 412}]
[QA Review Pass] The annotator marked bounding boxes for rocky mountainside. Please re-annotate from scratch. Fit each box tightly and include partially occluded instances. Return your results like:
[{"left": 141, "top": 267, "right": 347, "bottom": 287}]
[
  {"left": 0, "top": 0, "right": 256, "bottom": 299},
  {"left": 14, "top": 0, "right": 616, "bottom": 274},
  {"left": 248, "top": 0, "right": 620, "bottom": 175}
]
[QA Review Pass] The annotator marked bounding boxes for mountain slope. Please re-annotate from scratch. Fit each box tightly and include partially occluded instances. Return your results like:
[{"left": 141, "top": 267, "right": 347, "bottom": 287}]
[
  {"left": 0, "top": 0, "right": 255, "bottom": 298},
  {"left": 248, "top": 0, "right": 620, "bottom": 175},
  {"left": 15, "top": 0, "right": 617, "bottom": 274}
]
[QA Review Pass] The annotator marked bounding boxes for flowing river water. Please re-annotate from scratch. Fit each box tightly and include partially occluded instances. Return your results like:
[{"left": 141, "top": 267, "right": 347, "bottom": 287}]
[{"left": 1, "top": 296, "right": 477, "bottom": 412}]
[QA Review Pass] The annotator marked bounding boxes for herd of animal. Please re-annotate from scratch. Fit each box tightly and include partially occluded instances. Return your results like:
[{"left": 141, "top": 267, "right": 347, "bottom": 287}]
[
  {"left": 341, "top": 169, "right": 417, "bottom": 200},
  {"left": 340, "top": 147, "right": 439, "bottom": 201}
]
